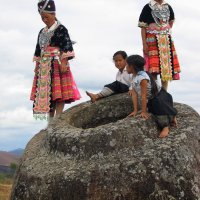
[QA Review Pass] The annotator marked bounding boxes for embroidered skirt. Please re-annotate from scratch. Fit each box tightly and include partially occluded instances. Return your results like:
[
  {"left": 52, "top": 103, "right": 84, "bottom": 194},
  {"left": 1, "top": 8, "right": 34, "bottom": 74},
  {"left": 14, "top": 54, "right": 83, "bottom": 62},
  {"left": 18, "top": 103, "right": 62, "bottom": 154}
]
[
  {"left": 145, "top": 24, "right": 181, "bottom": 81},
  {"left": 30, "top": 47, "right": 81, "bottom": 118}
]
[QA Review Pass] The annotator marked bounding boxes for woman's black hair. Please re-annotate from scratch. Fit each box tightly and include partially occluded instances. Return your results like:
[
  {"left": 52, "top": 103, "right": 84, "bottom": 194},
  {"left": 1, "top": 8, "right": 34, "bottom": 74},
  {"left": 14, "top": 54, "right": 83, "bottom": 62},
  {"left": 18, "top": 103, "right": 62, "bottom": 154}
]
[
  {"left": 113, "top": 51, "right": 127, "bottom": 60},
  {"left": 126, "top": 55, "right": 146, "bottom": 73}
]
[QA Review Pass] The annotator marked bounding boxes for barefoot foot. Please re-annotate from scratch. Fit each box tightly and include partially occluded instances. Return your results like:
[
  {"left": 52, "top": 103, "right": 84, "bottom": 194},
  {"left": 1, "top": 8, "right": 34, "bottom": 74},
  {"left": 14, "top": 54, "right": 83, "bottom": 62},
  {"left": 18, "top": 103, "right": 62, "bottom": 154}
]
[
  {"left": 159, "top": 127, "right": 169, "bottom": 138},
  {"left": 86, "top": 91, "right": 98, "bottom": 103},
  {"left": 170, "top": 117, "right": 178, "bottom": 127}
]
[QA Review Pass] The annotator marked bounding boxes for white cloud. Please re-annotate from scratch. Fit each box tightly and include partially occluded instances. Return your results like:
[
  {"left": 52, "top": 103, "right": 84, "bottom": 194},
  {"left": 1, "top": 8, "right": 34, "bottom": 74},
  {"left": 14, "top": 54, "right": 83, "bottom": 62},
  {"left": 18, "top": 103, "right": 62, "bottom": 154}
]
[
  {"left": 0, "top": 128, "right": 42, "bottom": 152},
  {"left": 0, "top": 89, "right": 88, "bottom": 129},
  {"left": 0, "top": 89, "right": 88, "bottom": 151},
  {"left": 0, "top": 73, "right": 32, "bottom": 109},
  {"left": 0, "top": 107, "right": 37, "bottom": 129}
]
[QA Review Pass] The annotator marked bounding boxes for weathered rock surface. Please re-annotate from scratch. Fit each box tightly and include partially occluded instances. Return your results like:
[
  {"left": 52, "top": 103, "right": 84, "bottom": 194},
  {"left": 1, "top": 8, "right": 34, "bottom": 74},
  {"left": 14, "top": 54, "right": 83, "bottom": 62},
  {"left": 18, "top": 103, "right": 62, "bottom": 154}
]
[{"left": 11, "top": 93, "right": 200, "bottom": 200}]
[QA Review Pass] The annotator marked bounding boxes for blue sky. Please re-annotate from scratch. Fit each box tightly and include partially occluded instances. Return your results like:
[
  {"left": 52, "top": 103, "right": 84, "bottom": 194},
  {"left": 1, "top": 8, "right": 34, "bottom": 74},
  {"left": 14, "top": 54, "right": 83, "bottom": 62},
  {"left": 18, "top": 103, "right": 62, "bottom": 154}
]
[{"left": 0, "top": 0, "right": 200, "bottom": 151}]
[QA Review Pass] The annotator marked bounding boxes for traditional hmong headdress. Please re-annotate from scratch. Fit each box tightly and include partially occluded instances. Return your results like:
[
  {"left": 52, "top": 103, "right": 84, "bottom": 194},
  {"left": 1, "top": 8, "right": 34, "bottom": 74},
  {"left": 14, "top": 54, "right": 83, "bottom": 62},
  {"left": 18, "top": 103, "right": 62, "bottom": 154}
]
[{"left": 38, "top": 0, "right": 56, "bottom": 14}]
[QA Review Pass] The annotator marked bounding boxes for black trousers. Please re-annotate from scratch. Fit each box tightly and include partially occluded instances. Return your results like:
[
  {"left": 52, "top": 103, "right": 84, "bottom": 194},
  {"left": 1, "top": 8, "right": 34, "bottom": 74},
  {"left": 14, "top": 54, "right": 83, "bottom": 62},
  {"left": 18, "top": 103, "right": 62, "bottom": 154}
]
[
  {"left": 105, "top": 81, "right": 129, "bottom": 93},
  {"left": 153, "top": 115, "right": 175, "bottom": 129}
]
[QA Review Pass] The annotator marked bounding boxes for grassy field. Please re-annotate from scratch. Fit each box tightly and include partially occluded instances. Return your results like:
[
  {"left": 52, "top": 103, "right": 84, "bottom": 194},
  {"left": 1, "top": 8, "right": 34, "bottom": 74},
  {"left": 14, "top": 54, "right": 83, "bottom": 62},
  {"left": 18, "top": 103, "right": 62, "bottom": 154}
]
[
  {"left": 0, "top": 173, "right": 13, "bottom": 200},
  {"left": 0, "top": 183, "right": 12, "bottom": 200}
]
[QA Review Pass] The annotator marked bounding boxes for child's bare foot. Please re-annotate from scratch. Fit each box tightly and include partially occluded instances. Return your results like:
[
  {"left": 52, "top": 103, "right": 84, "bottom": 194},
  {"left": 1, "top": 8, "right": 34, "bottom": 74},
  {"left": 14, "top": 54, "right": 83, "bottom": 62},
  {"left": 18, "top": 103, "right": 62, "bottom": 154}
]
[
  {"left": 86, "top": 91, "right": 98, "bottom": 103},
  {"left": 159, "top": 127, "right": 169, "bottom": 138},
  {"left": 171, "top": 117, "right": 178, "bottom": 127}
]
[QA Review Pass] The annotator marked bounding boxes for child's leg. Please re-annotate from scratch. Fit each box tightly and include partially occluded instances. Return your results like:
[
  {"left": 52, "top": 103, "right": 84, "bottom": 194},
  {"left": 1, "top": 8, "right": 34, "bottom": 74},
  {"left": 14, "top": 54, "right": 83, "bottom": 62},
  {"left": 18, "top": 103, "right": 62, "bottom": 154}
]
[
  {"left": 86, "top": 87, "right": 114, "bottom": 102},
  {"left": 86, "top": 80, "right": 120, "bottom": 103},
  {"left": 104, "top": 81, "right": 129, "bottom": 94},
  {"left": 154, "top": 115, "right": 171, "bottom": 138},
  {"left": 170, "top": 116, "right": 178, "bottom": 127},
  {"left": 98, "top": 87, "right": 114, "bottom": 97},
  {"left": 86, "top": 91, "right": 99, "bottom": 102},
  {"left": 159, "top": 126, "right": 170, "bottom": 138},
  {"left": 86, "top": 81, "right": 128, "bottom": 102}
]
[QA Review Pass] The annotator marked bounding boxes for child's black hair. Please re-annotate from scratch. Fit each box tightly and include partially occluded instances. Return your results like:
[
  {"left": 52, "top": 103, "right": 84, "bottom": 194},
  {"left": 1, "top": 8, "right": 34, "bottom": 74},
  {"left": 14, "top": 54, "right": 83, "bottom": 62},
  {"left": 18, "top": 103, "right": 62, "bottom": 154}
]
[
  {"left": 126, "top": 55, "right": 145, "bottom": 73},
  {"left": 127, "top": 55, "right": 159, "bottom": 96},
  {"left": 113, "top": 51, "right": 127, "bottom": 60}
]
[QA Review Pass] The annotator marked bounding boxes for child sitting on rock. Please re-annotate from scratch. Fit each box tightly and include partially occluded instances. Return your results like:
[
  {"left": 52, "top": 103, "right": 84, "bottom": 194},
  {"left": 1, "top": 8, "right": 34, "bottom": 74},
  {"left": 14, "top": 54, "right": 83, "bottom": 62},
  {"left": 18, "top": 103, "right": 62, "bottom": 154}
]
[
  {"left": 126, "top": 54, "right": 177, "bottom": 138},
  {"left": 86, "top": 51, "right": 132, "bottom": 102}
]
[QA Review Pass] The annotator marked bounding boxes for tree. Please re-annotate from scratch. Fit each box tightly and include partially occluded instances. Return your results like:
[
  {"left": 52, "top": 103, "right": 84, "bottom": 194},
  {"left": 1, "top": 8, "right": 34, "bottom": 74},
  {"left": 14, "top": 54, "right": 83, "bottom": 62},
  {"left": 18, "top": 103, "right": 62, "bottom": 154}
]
[{"left": 10, "top": 162, "right": 18, "bottom": 171}]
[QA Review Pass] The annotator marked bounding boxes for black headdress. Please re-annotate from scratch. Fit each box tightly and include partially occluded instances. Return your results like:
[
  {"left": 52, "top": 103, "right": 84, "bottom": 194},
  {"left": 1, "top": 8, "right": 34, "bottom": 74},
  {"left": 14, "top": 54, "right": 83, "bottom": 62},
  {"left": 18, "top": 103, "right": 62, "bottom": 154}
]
[{"left": 38, "top": 0, "right": 56, "bottom": 14}]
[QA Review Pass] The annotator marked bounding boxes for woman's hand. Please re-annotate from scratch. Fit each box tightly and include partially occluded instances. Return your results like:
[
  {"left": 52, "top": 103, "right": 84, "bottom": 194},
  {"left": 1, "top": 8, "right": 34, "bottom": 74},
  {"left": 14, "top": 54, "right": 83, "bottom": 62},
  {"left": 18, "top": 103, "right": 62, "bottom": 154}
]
[
  {"left": 143, "top": 43, "right": 148, "bottom": 55},
  {"left": 128, "top": 111, "right": 137, "bottom": 118},
  {"left": 140, "top": 111, "right": 149, "bottom": 120},
  {"left": 60, "top": 57, "right": 68, "bottom": 74},
  {"left": 60, "top": 62, "right": 68, "bottom": 74},
  {"left": 34, "top": 66, "right": 38, "bottom": 73},
  {"left": 34, "top": 62, "right": 39, "bottom": 73}
]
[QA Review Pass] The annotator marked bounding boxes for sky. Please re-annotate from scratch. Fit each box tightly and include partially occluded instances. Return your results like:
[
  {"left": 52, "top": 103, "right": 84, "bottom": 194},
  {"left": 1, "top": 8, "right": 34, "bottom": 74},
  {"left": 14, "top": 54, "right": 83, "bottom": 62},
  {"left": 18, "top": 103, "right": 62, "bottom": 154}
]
[{"left": 0, "top": 0, "right": 200, "bottom": 151}]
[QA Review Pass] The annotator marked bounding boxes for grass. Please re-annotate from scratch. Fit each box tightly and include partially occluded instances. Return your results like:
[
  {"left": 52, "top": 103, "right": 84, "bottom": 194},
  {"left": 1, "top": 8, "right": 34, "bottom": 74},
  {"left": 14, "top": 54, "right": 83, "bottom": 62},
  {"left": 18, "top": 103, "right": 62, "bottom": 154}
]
[
  {"left": 0, "top": 173, "right": 14, "bottom": 200},
  {"left": 0, "top": 174, "right": 13, "bottom": 185},
  {"left": 0, "top": 183, "right": 12, "bottom": 200}
]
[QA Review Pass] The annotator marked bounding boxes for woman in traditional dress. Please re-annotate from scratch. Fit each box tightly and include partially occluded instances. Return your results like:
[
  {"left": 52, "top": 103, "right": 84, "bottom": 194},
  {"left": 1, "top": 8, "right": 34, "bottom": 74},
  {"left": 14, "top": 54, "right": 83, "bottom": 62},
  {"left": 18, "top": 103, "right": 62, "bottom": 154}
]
[
  {"left": 138, "top": 0, "right": 181, "bottom": 90},
  {"left": 30, "top": 0, "right": 81, "bottom": 120}
]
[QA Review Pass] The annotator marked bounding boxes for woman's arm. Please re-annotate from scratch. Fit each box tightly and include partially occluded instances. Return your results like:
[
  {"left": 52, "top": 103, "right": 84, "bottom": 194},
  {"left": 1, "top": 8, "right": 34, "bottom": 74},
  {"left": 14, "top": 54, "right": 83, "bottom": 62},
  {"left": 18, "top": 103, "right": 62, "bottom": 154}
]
[
  {"left": 56, "top": 25, "right": 74, "bottom": 73},
  {"left": 141, "top": 28, "right": 148, "bottom": 55},
  {"left": 169, "top": 5, "right": 175, "bottom": 28},
  {"left": 140, "top": 79, "right": 149, "bottom": 119}
]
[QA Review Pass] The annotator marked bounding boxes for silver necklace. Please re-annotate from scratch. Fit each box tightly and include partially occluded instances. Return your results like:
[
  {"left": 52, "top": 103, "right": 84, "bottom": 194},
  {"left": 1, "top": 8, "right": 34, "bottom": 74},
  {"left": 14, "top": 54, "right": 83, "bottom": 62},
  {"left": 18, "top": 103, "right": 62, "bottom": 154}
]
[
  {"left": 150, "top": 4, "right": 170, "bottom": 25},
  {"left": 39, "top": 21, "right": 60, "bottom": 51}
]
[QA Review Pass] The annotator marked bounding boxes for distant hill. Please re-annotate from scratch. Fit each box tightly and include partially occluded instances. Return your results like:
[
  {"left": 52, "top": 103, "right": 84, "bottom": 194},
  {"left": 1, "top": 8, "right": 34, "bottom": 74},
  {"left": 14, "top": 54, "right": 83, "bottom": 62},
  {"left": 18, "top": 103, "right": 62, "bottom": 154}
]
[
  {"left": 0, "top": 151, "right": 19, "bottom": 167},
  {"left": 9, "top": 148, "right": 24, "bottom": 157}
]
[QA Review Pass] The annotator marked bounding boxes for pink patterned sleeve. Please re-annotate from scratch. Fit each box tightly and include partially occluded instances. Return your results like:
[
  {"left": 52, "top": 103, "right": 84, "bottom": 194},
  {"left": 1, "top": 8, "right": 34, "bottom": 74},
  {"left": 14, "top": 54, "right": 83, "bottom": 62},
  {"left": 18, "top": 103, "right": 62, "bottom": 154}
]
[{"left": 60, "top": 51, "right": 75, "bottom": 60}]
